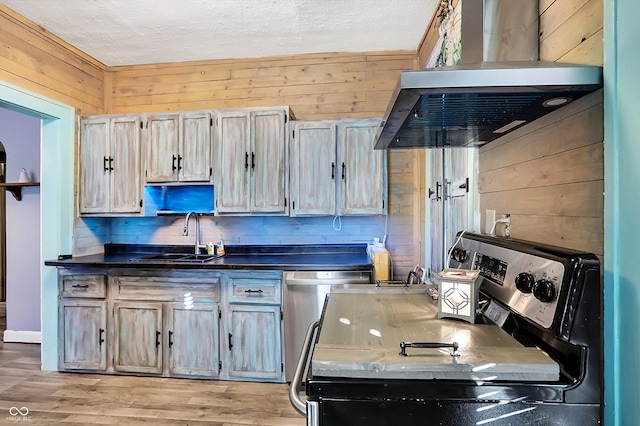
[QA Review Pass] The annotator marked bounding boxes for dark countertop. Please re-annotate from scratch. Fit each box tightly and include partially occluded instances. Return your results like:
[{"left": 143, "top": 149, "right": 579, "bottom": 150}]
[{"left": 44, "top": 243, "right": 373, "bottom": 271}]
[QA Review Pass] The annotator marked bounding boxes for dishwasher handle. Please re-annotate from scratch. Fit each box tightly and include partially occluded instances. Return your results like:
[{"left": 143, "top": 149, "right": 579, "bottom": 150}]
[{"left": 289, "top": 319, "right": 320, "bottom": 416}]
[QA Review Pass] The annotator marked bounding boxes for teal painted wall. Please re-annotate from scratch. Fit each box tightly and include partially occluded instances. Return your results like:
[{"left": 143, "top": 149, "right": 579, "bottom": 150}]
[{"left": 604, "top": 0, "right": 640, "bottom": 424}]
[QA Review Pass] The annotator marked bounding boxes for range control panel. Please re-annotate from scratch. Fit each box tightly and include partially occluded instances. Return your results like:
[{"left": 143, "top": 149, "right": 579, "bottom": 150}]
[{"left": 451, "top": 237, "right": 565, "bottom": 329}]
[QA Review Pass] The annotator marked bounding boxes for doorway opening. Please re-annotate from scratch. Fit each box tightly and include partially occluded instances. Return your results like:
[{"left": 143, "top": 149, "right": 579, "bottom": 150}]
[{"left": 0, "top": 80, "right": 74, "bottom": 370}]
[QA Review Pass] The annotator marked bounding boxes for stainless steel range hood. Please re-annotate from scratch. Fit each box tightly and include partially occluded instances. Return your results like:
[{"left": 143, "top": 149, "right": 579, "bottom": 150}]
[{"left": 374, "top": 0, "right": 603, "bottom": 150}]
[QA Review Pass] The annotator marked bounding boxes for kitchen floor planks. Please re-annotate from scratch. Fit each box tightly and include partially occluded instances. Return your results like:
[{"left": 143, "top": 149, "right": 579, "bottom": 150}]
[{"left": 0, "top": 339, "right": 304, "bottom": 425}]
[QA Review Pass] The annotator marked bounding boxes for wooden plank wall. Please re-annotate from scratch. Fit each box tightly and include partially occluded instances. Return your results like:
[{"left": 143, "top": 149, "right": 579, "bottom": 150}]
[
  {"left": 479, "top": 0, "right": 604, "bottom": 256},
  {"left": 108, "top": 52, "right": 416, "bottom": 120},
  {"left": 0, "top": 5, "right": 106, "bottom": 115}
]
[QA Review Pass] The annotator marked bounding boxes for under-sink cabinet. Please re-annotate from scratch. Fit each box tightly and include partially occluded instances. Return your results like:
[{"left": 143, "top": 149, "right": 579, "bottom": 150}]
[{"left": 110, "top": 273, "right": 221, "bottom": 378}]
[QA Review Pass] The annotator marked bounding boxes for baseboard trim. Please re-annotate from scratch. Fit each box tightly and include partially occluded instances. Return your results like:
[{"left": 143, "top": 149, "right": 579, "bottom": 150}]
[{"left": 3, "top": 330, "right": 42, "bottom": 343}]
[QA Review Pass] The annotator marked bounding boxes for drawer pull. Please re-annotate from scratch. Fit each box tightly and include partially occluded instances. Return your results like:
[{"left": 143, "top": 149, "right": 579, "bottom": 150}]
[
  {"left": 244, "top": 289, "right": 264, "bottom": 294},
  {"left": 168, "top": 330, "right": 174, "bottom": 348},
  {"left": 71, "top": 284, "right": 90, "bottom": 289},
  {"left": 228, "top": 333, "right": 233, "bottom": 350},
  {"left": 155, "top": 331, "right": 161, "bottom": 348},
  {"left": 99, "top": 328, "right": 105, "bottom": 345}
]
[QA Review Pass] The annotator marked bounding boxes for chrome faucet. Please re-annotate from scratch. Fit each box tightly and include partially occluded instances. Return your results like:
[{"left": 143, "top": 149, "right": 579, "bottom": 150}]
[{"left": 183, "top": 212, "right": 206, "bottom": 255}]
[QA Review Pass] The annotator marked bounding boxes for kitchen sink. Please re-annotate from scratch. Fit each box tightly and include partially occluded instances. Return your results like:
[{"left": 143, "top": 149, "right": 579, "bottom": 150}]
[{"left": 132, "top": 253, "right": 222, "bottom": 263}]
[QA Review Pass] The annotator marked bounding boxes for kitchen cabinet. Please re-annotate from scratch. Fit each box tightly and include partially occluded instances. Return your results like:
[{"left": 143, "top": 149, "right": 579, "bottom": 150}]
[
  {"left": 289, "top": 120, "right": 337, "bottom": 215},
  {"left": 79, "top": 114, "right": 142, "bottom": 214},
  {"left": 214, "top": 108, "right": 289, "bottom": 215},
  {"left": 223, "top": 271, "right": 284, "bottom": 382},
  {"left": 145, "top": 111, "right": 212, "bottom": 183},
  {"left": 290, "top": 118, "right": 386, "bottom": 216},
  {"left": 55, "top": 267, "right": 286, "bottom": 382},
  {"left": 110, "top": 272, "right": 221, "bottom": 378},
  {"left": 58, "top": 272, "right": 108, "bottom": 371},
  {"left": 112, "top": 300, "right": 163, "bottom": 374},
  {"left": 338, "top": 119, "right": 386, "bottom": 215},
  {"left": 166, "top": 302, "right": 220, "bottom": 377}
]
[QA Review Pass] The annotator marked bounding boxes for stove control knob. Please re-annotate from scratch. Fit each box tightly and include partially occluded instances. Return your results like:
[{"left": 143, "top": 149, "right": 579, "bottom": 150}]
[
  {"left": 515, "top": 272, "right": 535, "bottom": 293},
  {"left": 533, "top": 279, "right": 556, "bottom": 303}
]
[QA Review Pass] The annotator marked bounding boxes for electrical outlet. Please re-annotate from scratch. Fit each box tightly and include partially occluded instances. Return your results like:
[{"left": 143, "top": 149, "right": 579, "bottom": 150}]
[{"left": 485, "top": 209, "right": 496, "bottom": 235}]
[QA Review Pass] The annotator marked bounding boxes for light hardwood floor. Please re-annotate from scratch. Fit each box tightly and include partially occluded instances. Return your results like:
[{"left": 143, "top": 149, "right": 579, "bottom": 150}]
[{"left": 0, "top": 321, "right": 305, "bottom": 425}]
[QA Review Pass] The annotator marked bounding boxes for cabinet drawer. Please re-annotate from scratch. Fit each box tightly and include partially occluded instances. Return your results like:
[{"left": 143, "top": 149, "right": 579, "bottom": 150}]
[
  {"left": 112, "top": 275, "right": 220, "bottom": 302},
  {"left": 228, "top": 279, "right": 281, "bottom": 304},
  {"left": 61, "top": 275, "right": 107, "bottom": 298}
]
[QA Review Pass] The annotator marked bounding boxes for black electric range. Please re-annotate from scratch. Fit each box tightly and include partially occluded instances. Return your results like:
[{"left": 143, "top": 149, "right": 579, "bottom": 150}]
[{"left": 291, "top": 233, "right": 602, "bottom": 425}]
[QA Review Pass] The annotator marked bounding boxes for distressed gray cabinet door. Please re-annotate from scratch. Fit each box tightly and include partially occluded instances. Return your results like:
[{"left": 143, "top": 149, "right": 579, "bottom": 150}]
[
  {"left": 289, "top": 121, "right": 337, "bottom": 216},
  {"left": 110, "top": 115, "right": 142, "bottom": 213},
  {"left": 215, "top": 111, "right": 251, "bottom": 213},
  {"left": 146, "top": 113, "right": 180, "bottom": 182},
  {"left": 226, "top": 304, "right": 283, "bottom": 381},
  {"left": 179, "top": 111, "right": 212, "bottom": 182},
  {"left": 167, "top": 302, "right": 220, "bottom": 378},
  {"left": 59, "top": 300, "right": 107, "bottom": 371},
  {"left": 79, "top": 117, "right": 110, "bottom": 213},
  {"left": 113, "top": 301, "right": 163, "bottom": 375},
  {"left": 338, "top": 119, "right": 386, "bottom": 215},
  {"left": 250, "top": 109, "right": 287, "bottom": 213}
]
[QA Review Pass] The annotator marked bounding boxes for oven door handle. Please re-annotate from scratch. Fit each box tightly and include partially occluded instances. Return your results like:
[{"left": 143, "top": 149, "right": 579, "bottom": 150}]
[
  {"left": 399, "top": 341, "right": 460, "bottom": 357},
  {"left": 289, "top": 319, "right": 320, "bottom": 417}
]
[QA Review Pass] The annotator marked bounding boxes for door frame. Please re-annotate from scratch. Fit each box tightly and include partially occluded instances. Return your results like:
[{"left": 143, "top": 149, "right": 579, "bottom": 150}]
[{"left": 0, "top": 80, "right": 75, "bottom": 370}]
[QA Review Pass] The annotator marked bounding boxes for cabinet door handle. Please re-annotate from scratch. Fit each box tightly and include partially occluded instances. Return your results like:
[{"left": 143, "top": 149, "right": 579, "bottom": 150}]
[
  {"left": 103, "top": 156, "right": 109, "bottom": 171},
  {"left": 155, "top": 330, "right": 161, "bottom": 348},
  {"left": 177, "top": 155, "right": 182, "bottom": 171},
  {"left": 245, "top": 152, "right": 249, "bottom": 170},
  {"left": 244, "top": 288, "right": 263, "bottom": 294},
  {"left": 341, "top": 162, "right": 346, "bottom": 180},
  {"left": 168, "top": 330, "right": 173, "bottom": 348},
  {"left": 99, "top": 328, "right": 105, "bottom": 346},
  {"left": 331, "top": 162, "right": 335, "bottom": 179},
  {"left": 251, "top": 152, "right": 255, "bottom": 170},
  {"left": 71, "top": 284, "right": 89, "bottom": 289},
  {"left": 228, "top": 333, "right": 233, "bottom": 350},
  {"left": 109, "top": 157, "right": 114, "bottom": 171},
  {"left": 172, "top": 155, "right": 177, "bottom": 171}
]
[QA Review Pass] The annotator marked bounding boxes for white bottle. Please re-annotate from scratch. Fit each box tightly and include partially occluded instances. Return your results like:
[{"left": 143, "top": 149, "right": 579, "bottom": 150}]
[{"left": 207, "top": 241, "right": 215, "bottom": 255}]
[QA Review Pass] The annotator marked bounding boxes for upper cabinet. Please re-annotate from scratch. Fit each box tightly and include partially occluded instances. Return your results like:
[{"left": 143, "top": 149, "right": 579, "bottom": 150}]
[
  {"left": 214, "top": 108, "right": 289, "bottom": 215},
  {"left": 338, "top": 119, "right": 386, "bottom": 215},
  {"left": 79, "top": 115, "right": 143, "bottom": 215},
  {"left": 145, "top": 111, "right": 212, "bottom": 183},
  {"left": 290, "top": 118, "right": 386, "bottom": 217},
  {"left": 289, "top": 121, "right": 337, "bottom": 216}
]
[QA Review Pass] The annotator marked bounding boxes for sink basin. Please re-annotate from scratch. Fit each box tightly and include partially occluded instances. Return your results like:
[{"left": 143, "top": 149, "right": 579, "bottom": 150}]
[{"left": 132, "top": 253, "right": 222, "bottom": 263}]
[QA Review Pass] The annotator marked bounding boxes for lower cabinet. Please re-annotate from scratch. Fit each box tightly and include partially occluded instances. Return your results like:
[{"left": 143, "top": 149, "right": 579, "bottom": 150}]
[
  {"left": 167, "top": 302, "right": 220, "bottom": 377},
  {"left": 223, "top": 271, "right": 284, "bottom": 382},
  {"left": 57, "top": 268, "right": 283, "bottom": 382},
  {"left": 226, "top": 304, "right": 282, "bottom": 380},
  {"left": 59, "top": 299, "right": 107, "bottom": 371},
  {"left": 113, "top": 301, "right": 163, "bottom": 374}
]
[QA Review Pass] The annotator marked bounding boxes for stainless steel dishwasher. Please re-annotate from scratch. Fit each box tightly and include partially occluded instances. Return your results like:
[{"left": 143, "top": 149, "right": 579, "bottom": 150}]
[{"left": 283, "top": 270, "right": 372, "bottom": 381}]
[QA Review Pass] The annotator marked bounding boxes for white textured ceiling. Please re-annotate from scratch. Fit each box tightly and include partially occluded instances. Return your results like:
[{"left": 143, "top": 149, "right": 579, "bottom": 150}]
[{"left": 1, "top": 0, "right": 438, "bottom": 67}]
